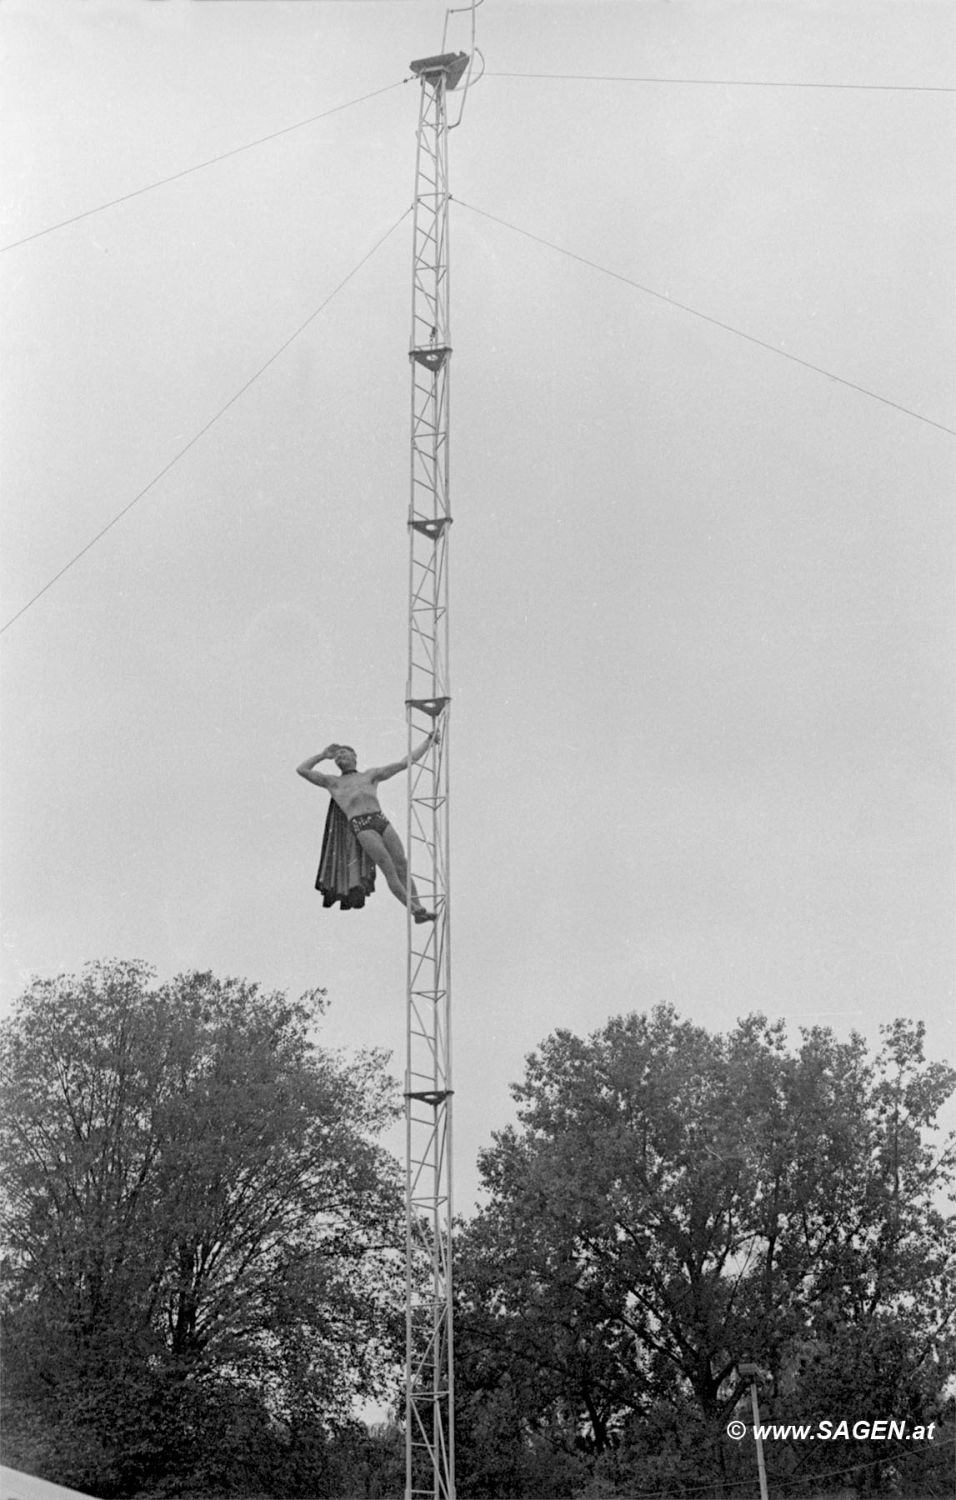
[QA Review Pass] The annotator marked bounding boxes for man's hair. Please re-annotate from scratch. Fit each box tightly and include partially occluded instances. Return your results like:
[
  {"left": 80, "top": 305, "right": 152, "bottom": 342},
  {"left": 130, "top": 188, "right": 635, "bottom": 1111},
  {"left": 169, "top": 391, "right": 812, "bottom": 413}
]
[{"left": 337, "top": 745, "right": 356, "bottom": 756}]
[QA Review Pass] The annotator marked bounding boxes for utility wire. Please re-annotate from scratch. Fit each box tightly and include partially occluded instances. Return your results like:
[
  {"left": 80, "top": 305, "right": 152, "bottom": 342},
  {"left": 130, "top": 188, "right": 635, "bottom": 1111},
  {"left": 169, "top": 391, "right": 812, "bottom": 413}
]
[
  {"left": 0, "top": 208, "right": 410, "bottom": 638},
  {"left": 455, "top": 200, "right": 955, "bottom": 437},
  {"left": 616, "top": 1442, "right": 950, "bottom": 1500},
  {"left": 1, "top": 79, "right": 410, "bottom": 253},
  {"left": 486, "top": 70, "right": 954, "bottom": 93}
]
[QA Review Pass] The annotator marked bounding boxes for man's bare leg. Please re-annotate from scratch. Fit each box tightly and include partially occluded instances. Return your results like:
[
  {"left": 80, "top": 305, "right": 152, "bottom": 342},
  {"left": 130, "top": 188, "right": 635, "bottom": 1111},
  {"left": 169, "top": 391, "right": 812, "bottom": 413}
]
[
  {"left": 356, "top": 829, "right": 435, "bottom": 921},
  {"left": 381, "top": 822, "right": 436, "bottom": 922}
]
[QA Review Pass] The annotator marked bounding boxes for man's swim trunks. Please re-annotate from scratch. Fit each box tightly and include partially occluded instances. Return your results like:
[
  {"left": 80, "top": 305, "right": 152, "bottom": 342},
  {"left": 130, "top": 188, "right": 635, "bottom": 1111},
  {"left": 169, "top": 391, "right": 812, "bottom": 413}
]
[{"left": 349, "top": 810, "right": 390, "bottom": 838}]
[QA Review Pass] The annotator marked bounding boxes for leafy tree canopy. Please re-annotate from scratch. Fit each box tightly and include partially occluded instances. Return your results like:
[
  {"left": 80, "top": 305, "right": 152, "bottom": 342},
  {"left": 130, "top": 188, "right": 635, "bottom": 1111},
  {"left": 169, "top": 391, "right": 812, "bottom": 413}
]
[
  {"left": 0, "top": 960, "right": 404, "bottom": 1496},
  {"left": 455, "top": 1005, "right": 956, "bottom": 1495}
]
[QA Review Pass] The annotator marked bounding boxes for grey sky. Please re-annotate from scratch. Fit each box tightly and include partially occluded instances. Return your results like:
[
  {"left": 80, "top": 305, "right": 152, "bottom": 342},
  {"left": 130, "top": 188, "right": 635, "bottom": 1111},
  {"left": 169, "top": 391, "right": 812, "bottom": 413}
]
[{"left": 1, "top": 0, "right": 953, "bottom": 1206}]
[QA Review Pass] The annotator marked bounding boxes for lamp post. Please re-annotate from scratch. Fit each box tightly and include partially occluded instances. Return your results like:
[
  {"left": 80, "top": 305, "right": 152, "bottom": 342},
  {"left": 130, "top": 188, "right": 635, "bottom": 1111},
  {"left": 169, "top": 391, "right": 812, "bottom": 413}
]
[{"left": 738, "top": 1363, "right": 769, "bottom": 1500}]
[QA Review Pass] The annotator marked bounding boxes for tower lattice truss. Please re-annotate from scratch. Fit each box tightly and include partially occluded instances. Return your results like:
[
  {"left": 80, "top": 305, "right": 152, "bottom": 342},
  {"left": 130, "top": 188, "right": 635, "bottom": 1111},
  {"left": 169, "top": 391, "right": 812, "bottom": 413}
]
[{"left": 404, "top": 48, "right": 467, "bottom": 1500}]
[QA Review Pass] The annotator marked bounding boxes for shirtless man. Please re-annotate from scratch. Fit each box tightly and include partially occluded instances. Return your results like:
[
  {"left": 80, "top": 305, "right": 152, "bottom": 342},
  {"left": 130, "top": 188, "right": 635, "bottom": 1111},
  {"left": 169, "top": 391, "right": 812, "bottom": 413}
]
[{"left": 296, "top": 731, "right": 440, "bottom": 921}]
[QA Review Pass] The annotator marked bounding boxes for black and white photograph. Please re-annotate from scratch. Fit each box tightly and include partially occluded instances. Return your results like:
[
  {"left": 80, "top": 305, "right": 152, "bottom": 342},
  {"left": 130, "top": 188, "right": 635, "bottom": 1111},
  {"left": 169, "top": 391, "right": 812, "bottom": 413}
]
[{"left": 1, "top": 2, "right": 953, "bottom": 1497}]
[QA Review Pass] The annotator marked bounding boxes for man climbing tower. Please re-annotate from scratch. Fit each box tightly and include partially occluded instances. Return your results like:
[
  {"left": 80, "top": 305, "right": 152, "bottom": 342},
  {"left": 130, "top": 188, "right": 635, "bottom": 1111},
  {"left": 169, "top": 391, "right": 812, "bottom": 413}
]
[{"left": 297, "top": 731, "right": 440, "bottom": 921}]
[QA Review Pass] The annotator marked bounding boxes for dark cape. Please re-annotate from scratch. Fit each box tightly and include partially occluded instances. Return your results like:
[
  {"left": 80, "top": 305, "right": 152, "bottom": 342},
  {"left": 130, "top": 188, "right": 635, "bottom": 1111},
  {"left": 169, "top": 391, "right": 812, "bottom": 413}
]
[{"left": 315, "top": 800, "right": 376, "bottom": 909}]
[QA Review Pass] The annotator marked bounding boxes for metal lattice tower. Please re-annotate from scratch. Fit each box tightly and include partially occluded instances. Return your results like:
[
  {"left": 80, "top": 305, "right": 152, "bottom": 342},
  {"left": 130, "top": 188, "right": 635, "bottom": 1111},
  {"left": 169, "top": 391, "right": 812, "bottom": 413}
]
[{"left": 404, "top": 46, "right": 469, "bottom": 1500}]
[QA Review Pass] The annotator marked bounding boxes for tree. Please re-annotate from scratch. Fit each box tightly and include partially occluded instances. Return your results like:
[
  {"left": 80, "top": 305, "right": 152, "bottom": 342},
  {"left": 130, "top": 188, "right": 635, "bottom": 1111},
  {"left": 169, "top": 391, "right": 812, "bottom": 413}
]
[
  {"left": 455, "top": 1005, "right": 956, "bottom": 1496},
  {"left": 0, "top": 960, "right": 404, "bottom": 1496}
]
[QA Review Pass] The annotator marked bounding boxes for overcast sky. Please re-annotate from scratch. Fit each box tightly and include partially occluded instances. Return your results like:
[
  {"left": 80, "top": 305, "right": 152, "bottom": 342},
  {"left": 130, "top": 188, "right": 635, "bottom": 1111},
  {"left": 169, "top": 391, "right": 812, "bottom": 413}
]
[{"left": 1, "top": 0, "right": 953, "bottom": 1208}]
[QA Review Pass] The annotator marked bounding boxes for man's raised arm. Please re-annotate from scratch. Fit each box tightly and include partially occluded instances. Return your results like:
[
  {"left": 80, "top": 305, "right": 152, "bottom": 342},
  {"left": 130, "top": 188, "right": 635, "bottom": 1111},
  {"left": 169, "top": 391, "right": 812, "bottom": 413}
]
[
  {"left": 371, "top": 728, "right": 440, "bottom": 784},
  {"left": 296, "top": 746, "right": 338, "bottom": 788}
]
